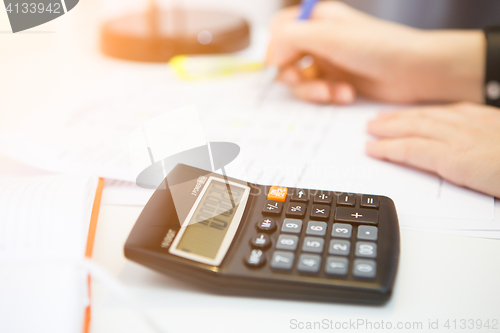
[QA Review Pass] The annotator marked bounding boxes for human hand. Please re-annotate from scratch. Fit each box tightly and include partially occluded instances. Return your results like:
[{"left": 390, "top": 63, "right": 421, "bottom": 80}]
[
  {"left": 267, "top": 1, "right": 485, "bottom": 105},
  {"left": 366, "top": 103, "right": 500, "bottom": 198}
]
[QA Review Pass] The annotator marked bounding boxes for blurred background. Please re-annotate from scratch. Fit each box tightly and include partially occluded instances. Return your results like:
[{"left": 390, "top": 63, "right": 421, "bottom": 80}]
[{"left": 2, "top": 0, "right": 500, "bottom": 125}]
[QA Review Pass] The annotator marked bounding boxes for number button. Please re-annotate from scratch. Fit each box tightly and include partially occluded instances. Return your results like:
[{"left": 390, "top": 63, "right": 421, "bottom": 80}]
[
  {"left": 262, "top": 200, "right": 283, "bottom": 215},
  {"left": 353, "top": 259, "right": 376, "bottom": 278},
  {"left": 291, "top": 189, "right": 309, "bottom": 202},
  {"left": 245, "top": 249, "right": 266, "bottom": 267},
  {"left": 329, "top": 239, "right": 350, "bottom": 256},
  {"left": 337, "top": 193, "right": 355, "bottom": 206},
  {"left": 331, "top": 223, "right": 352, "bottom": 238},
  {"left": 250, "top": 233, "right": 272, "bottom": 249},
  {"left": 302, "top": 237, "right": 324, "bottom": 253},
  {"left": 310, "top": 204, "right": 330, "bottom": 220},
  {"left": 286, "top": 202, "right": 307, "bottom": 218},
  {"left": 325, "top": 257, "right": 349, "bottom": 276},
  {"left": 357, "top": 226, "right": 378, "bottom": 241},
  {"left": 281, "top": 218, "right": 302, "bottom": 234},
  {"left": 267, "top": 186, "right": 288, "bottom": 202},
  {"left": 297, "top": 254, "right": 321, "bottom": 273},
  {"left": 271, "top": 251, "right": 295, "bottom": 270},
  {"left": 306, "top": 221, "right": 327, "bottom": 236},
  {"left": 276, "top": 235, "right": 299, "bottom": 251},
  {"left": 313, "top": 191, "right": 332, "bottom": 204},
  {"left": 355, "top": 242, "right": 377, "bottom": 258},
  {"left": 256, "top": 218, "right": 277, "bottom": 233},
  {"left": 360, "top": 195, "right": 379, "bottom": 208}
]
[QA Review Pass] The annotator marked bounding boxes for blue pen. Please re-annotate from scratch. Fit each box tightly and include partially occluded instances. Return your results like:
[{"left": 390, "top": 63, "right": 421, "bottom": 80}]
[
  {"left": 298, "top": 0, "right": 320, "bottom": 20},
  {"left": 259, "top": 0, "right": 320, "bottom": 104}
]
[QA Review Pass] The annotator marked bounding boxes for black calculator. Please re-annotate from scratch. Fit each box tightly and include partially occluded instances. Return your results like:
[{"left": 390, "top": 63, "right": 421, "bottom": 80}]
[{"left": 125, "top": 164, "right": 400, "bottom": 304}]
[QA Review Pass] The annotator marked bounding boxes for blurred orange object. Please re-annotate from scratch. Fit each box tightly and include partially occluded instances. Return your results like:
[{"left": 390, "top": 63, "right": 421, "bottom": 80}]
[{"left": 100, "top": 1, "right": 250, "bottom": 62}]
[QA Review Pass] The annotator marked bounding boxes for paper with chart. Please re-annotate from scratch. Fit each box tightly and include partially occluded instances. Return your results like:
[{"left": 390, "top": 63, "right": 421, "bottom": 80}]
[{"left": 0, "top": 71, "right": 496, "bottom": 231}]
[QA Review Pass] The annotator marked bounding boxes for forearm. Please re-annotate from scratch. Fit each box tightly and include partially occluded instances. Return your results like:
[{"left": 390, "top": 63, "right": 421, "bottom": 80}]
[{"left": 413, "top": 30, "right": 485, "bottom": 103}]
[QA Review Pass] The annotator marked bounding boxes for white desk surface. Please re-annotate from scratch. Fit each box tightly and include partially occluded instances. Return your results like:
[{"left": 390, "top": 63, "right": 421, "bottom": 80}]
[
  {"left": 90, "top": 204, "right": 500, "bottom": 333},
  {"left": 1, "top": 5, "right": 500, "bottom": 333}
]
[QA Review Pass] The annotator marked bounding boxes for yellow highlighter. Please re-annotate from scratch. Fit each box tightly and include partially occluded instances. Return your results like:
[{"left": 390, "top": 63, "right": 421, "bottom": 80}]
[{"left": 170, "top": 55, "right": 264, "bottom": 81}]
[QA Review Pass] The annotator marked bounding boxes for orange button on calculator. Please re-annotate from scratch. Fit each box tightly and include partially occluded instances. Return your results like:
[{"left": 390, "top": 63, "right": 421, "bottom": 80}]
[{"left": 267, "top": 186, "right": 288, "bottom": 202}]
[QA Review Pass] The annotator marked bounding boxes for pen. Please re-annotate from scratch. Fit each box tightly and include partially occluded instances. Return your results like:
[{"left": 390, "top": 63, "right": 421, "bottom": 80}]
[
  {"left": 298, "top": 0, "right": 320, "bottom": 20},
  {"left": 259, "top": 0, "right": 320, "bottom": 104}
]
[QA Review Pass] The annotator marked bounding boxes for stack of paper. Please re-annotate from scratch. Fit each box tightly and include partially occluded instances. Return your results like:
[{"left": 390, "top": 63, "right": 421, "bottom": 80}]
[{"left": 0, "top": 176, "right": 98, "bottom": 332}]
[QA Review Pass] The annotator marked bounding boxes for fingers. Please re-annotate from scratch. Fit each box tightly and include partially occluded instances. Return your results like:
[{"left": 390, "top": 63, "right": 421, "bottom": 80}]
[
  {"left": 366, "top": 137, "right": 448, "bottom": 174},
  {"left": 276, "top": 57, "right": 321, "bottom": 84},
  {"left": 291, "top": 80, "right": 355, "bottom": 104},
  {"left": 277, "top": 66, "right": 302, "bottom": 84},
  {"left": 267, "top": 2, "right": 365, "bottom": 67},
  {"left": 367, "top": 108, "right": 462, "bottom": 141}
]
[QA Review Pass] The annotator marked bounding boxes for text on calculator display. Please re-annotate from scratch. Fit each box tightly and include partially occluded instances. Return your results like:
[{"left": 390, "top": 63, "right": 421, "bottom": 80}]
[{"left": 169, "top": 177, "right": 250, "bottom": 266}]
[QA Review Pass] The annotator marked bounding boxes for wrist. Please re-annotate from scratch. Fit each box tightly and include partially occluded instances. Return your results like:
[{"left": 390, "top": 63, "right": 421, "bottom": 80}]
[{"left": 413, "top": 30, "right": 485, "bottom": 103}]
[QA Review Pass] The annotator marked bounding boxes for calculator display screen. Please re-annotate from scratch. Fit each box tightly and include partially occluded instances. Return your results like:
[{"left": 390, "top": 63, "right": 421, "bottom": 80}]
[{"left": 169, "top": 177, "right": 250, "bottom": 266}]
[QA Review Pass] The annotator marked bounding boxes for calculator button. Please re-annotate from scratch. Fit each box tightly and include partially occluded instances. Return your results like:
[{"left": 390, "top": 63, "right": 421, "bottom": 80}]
[
  {"left": 325, "top": 257, "right": 349, "bottom": 276},
  {"left": 250, "top": 233, "right": 272, "bottom": 249},
  {"left": 357, "top": 226, "right": 378, "bottom": 241},
  {"left": 286, "top": 203, "right": 307, "bottom": 218},
  {"left": 297, "top": 254, "right": 321, "bottom": 273},
  {"left": 310, "top": 205, "right": 330, "bottom": 220},
  {"left": 256, "top": 218, "right": 277, "bottom": 233},
  {"left": 306, "top": 221, "right": 327, "bottom": 236},
  {"left": 302, "top": 237, "right": 324, "bottom": 253},
  {"left": 353, "top": 259, "right": 376, "bottom": 278},
  {"left": 281, "top": 218, "right": 302, "bottom": 234},
  {"left": 262, "top": 200, "right": 283, "bottom": 215},
  {"left": 328, "top": 239, "right": 350, "bottom": 256},
  {"left": 360, "top": 195, "right": 379, "bottom": 208},
  {"left": 276, "top": 235, "right": 299, "bottom": 251},
  {"left": 267, "top": 186, "right": 288, "bottom": 202},
  {"left": 313, "top": 191, "right": 332, "bottom": 205},
  {"left": 245, "top": 249, "right": 266, "bottom": 267},
  {"left": 271, "top": 251, "right": 294, "bottom": 270},
  {"left": 291, "top": 189, "right": 309, "bottom": 202},
  {"left": 335, "top": 207, "right": 378, "bottom": 224},
  {"left": 337, "top": 193, "right": 356, "bottom": 206},
  {"left": 331, "top": 223, "right": 352, "bottom": 238},
  {"left": 355, "top": 242, "right": 377, "bottom": 258}
]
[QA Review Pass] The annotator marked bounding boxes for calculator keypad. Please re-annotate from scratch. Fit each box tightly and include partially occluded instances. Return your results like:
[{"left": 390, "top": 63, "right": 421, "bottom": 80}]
[
  {"left": 302, "top": 237, "right": 324, "bottom": 253},
  {"left": 313, "top": 191, "right": 332, "bottom": 204},
  {"left": 290, "top": 189, "right": 309, "bottom": 202},
  {"left": 357, "top": 225, "right": 378, "bottom": 241},
  {"left": 297, "top": 254, "right": 321, "bottom": 273},
  {"left": 271, "top": 251, "right": 294, "bottom": 270},
  {"left": 329, "top": 239, "right": 350, "bottom": 256},
  {"left": 353, "top": 259, "right": 376, "bottom": 278},
  {"left": 325, "top": 257, "right": 349, "bottom": 276},
  {"left": 250, "top": 234, "right": 272, "bottom": 249},
  {"left": 286, "top": 202, "right": 307, "bottom": 218},
  {"left": 281, "top": 218, "right": 302, "bottom": 234},
  {"left": 248, "top": 187, "right": 383, "bottom": 281},
  {"left": 262, "top": 200, "right": 283, "bottom": 215},
  {"left": 276, "top": 235, "right": 299, "bottom": 251},
  {"left": 310, "top": 205, "right": 330, "bottom": 220},
  {"left": 256, "top": 218, "right": 277, "bottom": 232},
  {"left": 335, "top": 207, "right": 378, "bottom": 224},
  {"left": 331, "top": 223, "right": 352, "bottom": 238},
  {"left": 306, "top": 221, "right": 327, "bottom": 236}
]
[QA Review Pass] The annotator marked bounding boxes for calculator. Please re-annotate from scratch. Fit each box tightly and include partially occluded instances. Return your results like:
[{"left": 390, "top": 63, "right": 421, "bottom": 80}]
[{"left": 125, "top": 164, "right": 400, "bottom": 304}]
